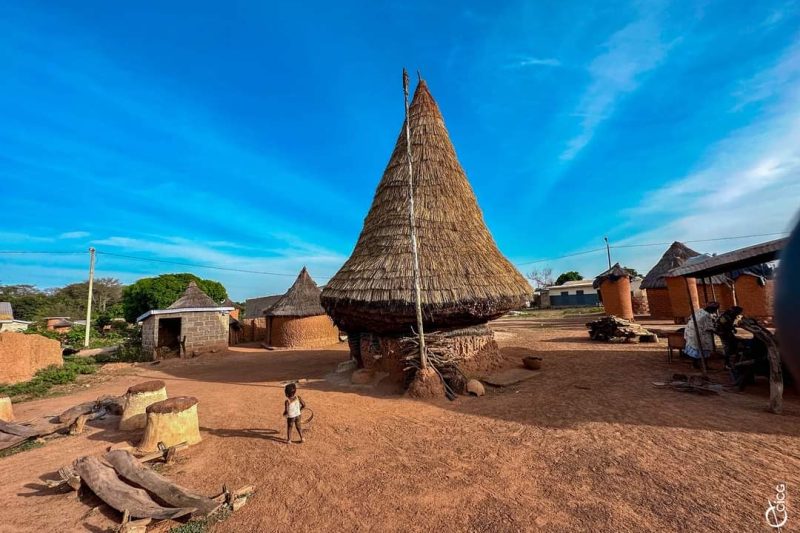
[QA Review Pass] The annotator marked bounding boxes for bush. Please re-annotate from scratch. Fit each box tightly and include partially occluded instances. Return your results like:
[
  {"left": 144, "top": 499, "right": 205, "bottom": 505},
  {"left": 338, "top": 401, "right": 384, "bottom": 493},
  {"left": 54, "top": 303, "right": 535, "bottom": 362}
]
[
  {"left": 0, "top": 357, "right": 97, "bottom": 399},
  {"left": 94, "top": 326, "right": 148, "bottom": 363}
]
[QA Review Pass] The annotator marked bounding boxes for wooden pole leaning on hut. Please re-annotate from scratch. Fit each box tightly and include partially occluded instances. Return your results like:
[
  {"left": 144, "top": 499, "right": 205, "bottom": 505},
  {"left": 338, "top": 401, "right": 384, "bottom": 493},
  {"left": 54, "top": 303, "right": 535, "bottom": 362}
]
[
  {"left": 403, "top": 67, "right": 427, "bottom": 370},
  {"left": 684, "top": 276, "right": 708, "bottom": 377}
]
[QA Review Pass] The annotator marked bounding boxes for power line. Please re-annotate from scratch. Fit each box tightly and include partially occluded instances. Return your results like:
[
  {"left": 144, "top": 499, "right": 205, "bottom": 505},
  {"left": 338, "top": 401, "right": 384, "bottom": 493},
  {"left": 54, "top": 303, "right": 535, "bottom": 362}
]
[
  {"left": 0, "top": 251, "right": 85, "bottom": 254},
  {"left": 94, "top": 251, "right": 302, "bottom": 277},
  {"left": 513, "top": 232, "right": 789, "bottom": 267}
]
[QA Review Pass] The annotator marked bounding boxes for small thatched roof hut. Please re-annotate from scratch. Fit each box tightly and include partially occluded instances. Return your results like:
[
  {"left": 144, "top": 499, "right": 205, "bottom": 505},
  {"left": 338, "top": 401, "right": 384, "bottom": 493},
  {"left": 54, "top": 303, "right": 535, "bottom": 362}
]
[
  {"left": 593, "top": 263, "right": 633, "bottom": 320},
  {"left": 168, "top": 281, "right": 219, "bottom": 309},
  {"left": 265, "top": 267, "right": 338, "bottom": 348},
  {"left": 321, "top": 80, "right": 531, "bottom": 334}
]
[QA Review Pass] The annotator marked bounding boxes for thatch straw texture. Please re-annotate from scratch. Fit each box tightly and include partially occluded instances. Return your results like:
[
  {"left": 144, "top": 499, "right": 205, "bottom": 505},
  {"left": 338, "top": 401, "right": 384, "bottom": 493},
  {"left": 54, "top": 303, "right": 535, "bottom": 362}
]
[
  {"left": 168, "top": 282, "right": 218, "bottom": 309},
  {"left": 321, "top": 80, "right": 530, "bottom": 334},
  {"left": 641, "top": 242, "right": 727, "bottom": 289},
  {"left": 265, "top": 267, "right": 326, "bottom": 317},
  {"left": 592, "top": 263, "right": 630, "bottom": 290}
]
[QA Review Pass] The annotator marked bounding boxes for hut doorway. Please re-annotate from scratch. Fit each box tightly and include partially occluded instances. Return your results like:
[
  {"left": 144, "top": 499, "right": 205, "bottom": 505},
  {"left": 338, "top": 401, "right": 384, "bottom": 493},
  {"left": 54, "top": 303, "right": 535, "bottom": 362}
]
[{"left": 157, "top": 318, "right": 182, "bottom": 354}]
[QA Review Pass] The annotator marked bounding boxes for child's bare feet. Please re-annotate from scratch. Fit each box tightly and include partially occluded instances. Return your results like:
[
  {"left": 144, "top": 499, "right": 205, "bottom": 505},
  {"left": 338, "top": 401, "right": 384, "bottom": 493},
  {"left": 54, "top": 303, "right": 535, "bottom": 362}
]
[{"left": 299, "top": 437, "right": 305, "bottom": 443}]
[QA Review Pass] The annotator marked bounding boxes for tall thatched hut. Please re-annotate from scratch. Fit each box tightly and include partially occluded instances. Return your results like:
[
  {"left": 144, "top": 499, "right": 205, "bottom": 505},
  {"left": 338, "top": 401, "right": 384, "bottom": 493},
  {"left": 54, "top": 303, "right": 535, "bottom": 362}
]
[
  {"left": 593, "top": 264, "right": 634, "bottom": 320},
  {"left": 321, "top": 79, "right": 531, "bottom": 377},
  {"left": 264, "top": 267, "right": 339, "bottom": 348}
]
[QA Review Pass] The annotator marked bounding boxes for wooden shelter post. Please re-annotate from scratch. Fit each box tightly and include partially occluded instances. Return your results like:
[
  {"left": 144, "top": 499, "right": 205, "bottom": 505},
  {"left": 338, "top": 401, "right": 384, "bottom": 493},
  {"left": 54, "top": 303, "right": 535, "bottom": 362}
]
[
  {"left": 403, "top": 68, "right": 427, "bottom": 370},
  {"left": 684, "top": 276, "right": 708, "bottom": 377}
]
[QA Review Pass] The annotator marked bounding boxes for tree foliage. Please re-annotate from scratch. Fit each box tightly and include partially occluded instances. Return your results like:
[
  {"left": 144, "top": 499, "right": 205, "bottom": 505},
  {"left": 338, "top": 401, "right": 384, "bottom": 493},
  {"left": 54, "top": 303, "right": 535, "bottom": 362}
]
[
  {"left": 555, "top": 271, "right": 584, "bottom": 285},
  {"left": 121, "top": 273, "right": 227, "bottom": 322},
  {"left": 0, "top": 279, "right": 123, "bottom": 321}
]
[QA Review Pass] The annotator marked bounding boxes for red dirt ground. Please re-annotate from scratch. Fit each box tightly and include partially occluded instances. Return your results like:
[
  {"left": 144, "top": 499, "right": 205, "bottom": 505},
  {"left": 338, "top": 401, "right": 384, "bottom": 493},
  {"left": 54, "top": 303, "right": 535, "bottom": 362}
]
[{"left": 1, "top": 316, "right": 798, "bottom": 532}]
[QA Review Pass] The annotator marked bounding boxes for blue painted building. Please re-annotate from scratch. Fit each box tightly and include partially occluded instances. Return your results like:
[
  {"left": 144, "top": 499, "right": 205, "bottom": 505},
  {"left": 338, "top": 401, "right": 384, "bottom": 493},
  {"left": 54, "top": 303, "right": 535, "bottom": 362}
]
[{"left": 546, "top": 280, "right": 600, "bottom": 308}]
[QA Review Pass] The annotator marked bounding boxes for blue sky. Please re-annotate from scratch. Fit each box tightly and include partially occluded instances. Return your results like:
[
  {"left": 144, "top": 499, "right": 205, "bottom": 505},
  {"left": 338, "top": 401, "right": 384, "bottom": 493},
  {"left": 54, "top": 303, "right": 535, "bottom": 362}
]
[{"left": 1, "top": 1, "right": 799, "bottom": 300}]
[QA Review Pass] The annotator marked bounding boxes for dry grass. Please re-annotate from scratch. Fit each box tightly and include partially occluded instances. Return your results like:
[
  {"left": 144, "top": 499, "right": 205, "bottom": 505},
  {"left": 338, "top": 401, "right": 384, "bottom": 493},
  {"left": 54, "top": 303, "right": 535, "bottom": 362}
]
[
  {"left": 265, "top": 267, "right": 326, "bottom": 318},
  {"left": 322, "top": 80, "right": 531, "bottom": 334}
]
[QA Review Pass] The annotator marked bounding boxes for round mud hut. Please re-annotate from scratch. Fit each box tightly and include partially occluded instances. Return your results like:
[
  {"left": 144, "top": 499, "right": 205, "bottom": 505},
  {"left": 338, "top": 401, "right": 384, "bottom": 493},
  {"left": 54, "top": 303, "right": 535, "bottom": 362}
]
[
  {"left": 263, "top": 267, "right": 339, "bottom": 348},
  {"left": 644, "top": 243, "right": 733, "bottom": 320},
  {"left": 593, "top": 264, "right": 634, "bottom": 320},
  {"left": 320, "top": 78, "right": 531, "bottom": 383}
]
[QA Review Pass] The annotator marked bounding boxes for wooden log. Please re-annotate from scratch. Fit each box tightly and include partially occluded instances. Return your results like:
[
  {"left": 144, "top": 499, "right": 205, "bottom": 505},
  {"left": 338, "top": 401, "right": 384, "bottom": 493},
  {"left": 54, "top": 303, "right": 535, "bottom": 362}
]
[
  {"left": 741, "top": 317, "right": 783, "bottom": 414},
  {"left": 0, "top": 419, "right": 40, "bottom": 438},
  {"left": 73, "top": 456, "right": 195, "bottom": 520},
  {"left": 104, "top": 450, "right": 221, "bottom": 517},
  {"left": 58, "top": 401, "right": 96, "bottom": 424},
  {"left": 0, "top": 432, "right": 28, "bottom": 451}
]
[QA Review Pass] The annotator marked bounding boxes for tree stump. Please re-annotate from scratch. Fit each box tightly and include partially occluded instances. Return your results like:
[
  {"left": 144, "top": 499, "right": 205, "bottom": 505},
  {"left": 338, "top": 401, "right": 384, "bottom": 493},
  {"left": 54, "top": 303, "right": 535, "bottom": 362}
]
[
  {"left": 119, "top": 381, "right": 168, "bottom": 431},
  {"left": 0, "top": 395, "right": 13, "bottom": 422},
  {"left": 138, "top": 397, "right": 201, "bottom": 452}
]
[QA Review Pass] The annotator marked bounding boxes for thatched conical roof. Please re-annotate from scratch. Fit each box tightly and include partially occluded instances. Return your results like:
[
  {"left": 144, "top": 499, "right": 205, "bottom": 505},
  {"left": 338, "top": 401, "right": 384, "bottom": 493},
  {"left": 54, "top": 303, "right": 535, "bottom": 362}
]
[
  {"left": 640, "top": 242, "right": 705, "bottom": 289},
  {"left": 168, "top": 281, "right": 218, "bottom": 309},
  {"left": 592, "top": 263, "right": 630, "bottom": 289},
  {"left": 321, "top": 80, "right": 531, "bottom": 334},
  {"left": 265, "top": 267, "right": 326, "bottom": 317}
]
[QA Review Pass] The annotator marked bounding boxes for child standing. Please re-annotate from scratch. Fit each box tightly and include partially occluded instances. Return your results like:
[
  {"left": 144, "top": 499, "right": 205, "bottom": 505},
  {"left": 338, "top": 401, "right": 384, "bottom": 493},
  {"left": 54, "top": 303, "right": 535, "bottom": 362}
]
[{"left": 283, "top": 383, "right": 306, "bottom": 444}]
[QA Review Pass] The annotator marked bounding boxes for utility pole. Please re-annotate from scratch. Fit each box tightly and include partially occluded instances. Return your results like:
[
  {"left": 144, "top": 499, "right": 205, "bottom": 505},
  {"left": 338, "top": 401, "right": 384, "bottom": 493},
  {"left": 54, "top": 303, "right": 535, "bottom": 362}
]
[
  {"left": 84, "top": 247, "right": 96, "bottom": 348},
  {"left": 403, "top": 68, "right": 427, "bottom": 370},
  {"left": 604, "top": 236, "right": 612, "bottom": 269}
]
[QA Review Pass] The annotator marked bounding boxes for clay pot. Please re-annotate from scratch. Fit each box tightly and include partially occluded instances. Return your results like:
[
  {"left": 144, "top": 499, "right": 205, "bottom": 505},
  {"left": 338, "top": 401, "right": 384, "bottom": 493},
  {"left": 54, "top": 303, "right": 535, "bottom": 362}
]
[{"left": 523, "top": 356, "right": 542, "bottom": 370}]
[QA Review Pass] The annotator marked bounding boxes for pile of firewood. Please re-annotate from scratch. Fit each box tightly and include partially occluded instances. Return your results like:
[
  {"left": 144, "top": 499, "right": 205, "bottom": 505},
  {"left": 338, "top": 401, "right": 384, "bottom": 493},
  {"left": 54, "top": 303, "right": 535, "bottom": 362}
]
[{"left": 586, "top": 316, "right": 658, "bottom": 343}]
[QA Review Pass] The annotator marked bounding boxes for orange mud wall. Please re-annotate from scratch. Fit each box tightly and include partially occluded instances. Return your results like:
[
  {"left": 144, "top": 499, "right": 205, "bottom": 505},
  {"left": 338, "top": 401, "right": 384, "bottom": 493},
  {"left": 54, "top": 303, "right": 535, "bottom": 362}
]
[
  {"left": 599, "top": 277, "right": 633, "bottom": 320},
  {"left": 735, "top": 277, "right": 774, "bottom": 318},
  {"left": 269, "top": 315, "right": 339, "bottom": 348},
  {"left": 646, "top": 288, "right": 672, "bottom": 319},
  {"left": 666, "top": 276, "right": 699, "bottom": 322},
  {"left": 0, "top": 333, "right": 62, "bottom": 384},
  {"left": 696, "top": 283, "right": 735, "bottom": 310}
]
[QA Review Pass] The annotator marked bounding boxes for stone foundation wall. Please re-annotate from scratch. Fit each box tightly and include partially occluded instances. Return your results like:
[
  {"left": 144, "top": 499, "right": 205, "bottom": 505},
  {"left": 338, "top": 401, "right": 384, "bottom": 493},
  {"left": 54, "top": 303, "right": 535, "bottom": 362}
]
[
  {"left": 269, "top": 315, "right": 339, "bottom": 348},
  {"left": 0, "top": 332, "right": 62, "bottom": 384}
]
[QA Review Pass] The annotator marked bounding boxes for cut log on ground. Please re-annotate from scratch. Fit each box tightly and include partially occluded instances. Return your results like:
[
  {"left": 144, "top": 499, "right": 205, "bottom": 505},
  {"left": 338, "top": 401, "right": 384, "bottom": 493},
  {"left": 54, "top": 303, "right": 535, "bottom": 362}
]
[
  {"left": 72, "top": 455, "right": 195, "bottom": 520},
  {"left": 104, "top": 450, "right": 221, "bottom": 517},
  {"left": 587, "top": 316, "right": 658, "bottom": 343}
]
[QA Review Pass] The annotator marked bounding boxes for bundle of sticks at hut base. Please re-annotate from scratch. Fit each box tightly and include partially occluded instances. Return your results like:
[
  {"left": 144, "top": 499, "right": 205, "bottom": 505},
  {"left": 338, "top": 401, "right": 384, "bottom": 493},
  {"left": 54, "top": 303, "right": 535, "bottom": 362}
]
[
  {"left": 0, "top": 394, "right": 124, "bottom": 452},
  {"left": 400, "top": 330, "right": 467, "bottom": 400},
  {"left": 45, "top": 448, "right": 254, "bottom": 533},
  {"left": 586, "top": 316, "right": 658, "bottom": 343}
]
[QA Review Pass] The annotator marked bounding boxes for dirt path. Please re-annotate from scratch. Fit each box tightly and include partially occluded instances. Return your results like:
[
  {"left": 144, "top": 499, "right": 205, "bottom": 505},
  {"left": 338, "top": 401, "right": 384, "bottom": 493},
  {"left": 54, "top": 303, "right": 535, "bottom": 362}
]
[{"left": 0, "top": 318, "right": 798, "bottom": 532}]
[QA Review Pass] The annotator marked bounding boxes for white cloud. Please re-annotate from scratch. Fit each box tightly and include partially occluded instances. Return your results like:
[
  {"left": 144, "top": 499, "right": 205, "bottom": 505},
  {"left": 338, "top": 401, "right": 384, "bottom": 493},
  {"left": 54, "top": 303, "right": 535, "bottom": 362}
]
[
  {"left": 560, "top": 10, "right": 675, "bottom": 161},
  {"left": 59, "top": 231, "right": 90, "bottom": 239},
  {"left": 509, "top": 56, "right": 562, "bottom": 68}
]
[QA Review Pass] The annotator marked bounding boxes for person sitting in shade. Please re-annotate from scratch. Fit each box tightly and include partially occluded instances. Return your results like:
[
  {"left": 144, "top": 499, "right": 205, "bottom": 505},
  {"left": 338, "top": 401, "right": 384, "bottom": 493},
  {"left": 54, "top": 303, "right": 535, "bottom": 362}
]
[{"left": 684, "top": 302, "right": 720, "bottom": 368}]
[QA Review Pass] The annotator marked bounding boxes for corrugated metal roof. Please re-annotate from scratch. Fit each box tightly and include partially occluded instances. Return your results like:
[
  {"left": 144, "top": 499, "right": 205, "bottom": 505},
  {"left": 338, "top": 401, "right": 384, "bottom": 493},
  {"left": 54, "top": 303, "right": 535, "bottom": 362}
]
[
  {"left": 668, "top": 238, "right": 787, "bottom": 278},
  {"left": 0, "top": 302, "right": 12, "bottom": 320}
]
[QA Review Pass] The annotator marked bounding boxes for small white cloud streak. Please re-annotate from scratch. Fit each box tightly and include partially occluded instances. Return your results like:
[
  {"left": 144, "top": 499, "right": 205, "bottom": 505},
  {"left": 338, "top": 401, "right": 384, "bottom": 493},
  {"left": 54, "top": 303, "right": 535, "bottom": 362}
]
[
  {"left": 509, "top": 56, "right": 562, "bottom": 68},
  {"left": 560, "top": 11, "right": 674, "bottom": 161},
  {"left": 59, "top": 231, "right": 90, "bottom": 239}
]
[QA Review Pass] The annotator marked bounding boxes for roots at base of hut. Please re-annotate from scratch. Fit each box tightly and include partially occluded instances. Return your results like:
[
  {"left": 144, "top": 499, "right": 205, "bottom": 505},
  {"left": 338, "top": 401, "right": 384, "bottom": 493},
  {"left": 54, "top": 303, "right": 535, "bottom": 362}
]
[{"left": 405, "top": 367, "right": 446, "bottom": 399}]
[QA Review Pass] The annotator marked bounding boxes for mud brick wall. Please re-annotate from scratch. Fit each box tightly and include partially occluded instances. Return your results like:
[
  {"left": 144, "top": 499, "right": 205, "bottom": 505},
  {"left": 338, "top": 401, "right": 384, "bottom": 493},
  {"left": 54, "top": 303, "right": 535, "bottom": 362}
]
[
  {"left": 735, "top": 276, "right": 774, "bottom": 318},
  {"left": 666, "top": 276, "right": 699, "bottom": 322},
  {"left": 0, "top": 332, "right": 62, "bottom": 384},
  {"left": 180, "top": 312, "right": 229, "bottom": 355},
  {"left": 269, "top": 315, "right": 339, "bottom": 348},
  {"left": 696, "top": 283, "right": 734, "bottom": 310},
  {"left": 646, "top": 288, "right": 672, "bottom": 319},
  {"left": 599, "top": 277, "right": 634, "bottom": 320},
  {"left": 241, "top": 318, "right": 268, "bottom": 343}
]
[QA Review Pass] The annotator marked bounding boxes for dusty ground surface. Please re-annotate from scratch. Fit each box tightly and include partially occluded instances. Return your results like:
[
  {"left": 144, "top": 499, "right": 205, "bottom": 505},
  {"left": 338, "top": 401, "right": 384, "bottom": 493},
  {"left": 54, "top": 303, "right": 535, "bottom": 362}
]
[{"left": 1, "top": 316, "right": 798, "bottom": 532}]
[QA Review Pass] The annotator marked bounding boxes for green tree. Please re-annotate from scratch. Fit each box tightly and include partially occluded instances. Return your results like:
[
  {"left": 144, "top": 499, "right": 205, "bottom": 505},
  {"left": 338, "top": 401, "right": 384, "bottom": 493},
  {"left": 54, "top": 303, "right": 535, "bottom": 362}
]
[
  {"left": 555, "top": 271, "right": 584, "bottom": 285},
  {"left": 0, "top": 285, "right": 49, "bottom": 321},
  {"left": 121, "top": 273, "right": 227, "bottom": 322}
]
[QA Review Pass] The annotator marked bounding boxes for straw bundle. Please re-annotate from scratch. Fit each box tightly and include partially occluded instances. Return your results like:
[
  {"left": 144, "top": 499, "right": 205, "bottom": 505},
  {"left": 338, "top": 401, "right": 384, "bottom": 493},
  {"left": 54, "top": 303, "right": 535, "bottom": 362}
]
[{"left": 321, "top": 80, "right": 531, "bottom": 334}]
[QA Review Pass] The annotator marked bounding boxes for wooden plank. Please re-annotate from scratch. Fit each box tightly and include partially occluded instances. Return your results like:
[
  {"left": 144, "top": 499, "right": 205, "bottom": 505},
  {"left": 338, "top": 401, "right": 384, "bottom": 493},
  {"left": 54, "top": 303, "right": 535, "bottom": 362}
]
[
  {"left": 57, "top": 401, "right": 97, "bottom": 424},
  {"left": 73, "top": 456, "right": 195, "bottom": 520},
  {"left": 104, "top": 450, "right": 220, "bottom": 517},
  {"left": 0, "top": 420, "right": 39, "bottom": 438},
  {"left": 0, "top": 432, "right": 28, "bottom": 451}
]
